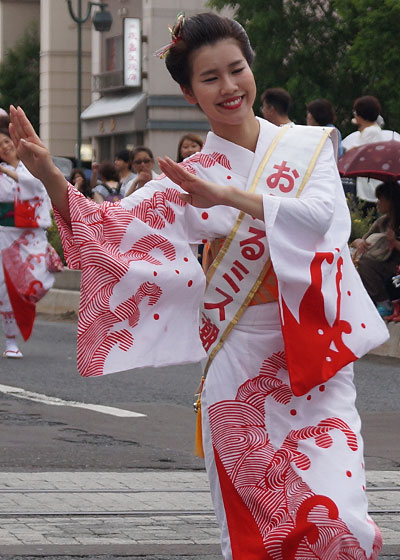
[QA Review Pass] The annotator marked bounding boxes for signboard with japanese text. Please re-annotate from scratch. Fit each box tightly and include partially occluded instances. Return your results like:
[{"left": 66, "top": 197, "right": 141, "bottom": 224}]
[{"left": 124, "top": 18, "right": 141, "bottom": 87}]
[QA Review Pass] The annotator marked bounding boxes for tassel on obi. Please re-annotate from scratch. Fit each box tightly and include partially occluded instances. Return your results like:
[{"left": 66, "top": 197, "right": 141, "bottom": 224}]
[{"left": 194, "top": 376, "right": 205, "bottom": 458}]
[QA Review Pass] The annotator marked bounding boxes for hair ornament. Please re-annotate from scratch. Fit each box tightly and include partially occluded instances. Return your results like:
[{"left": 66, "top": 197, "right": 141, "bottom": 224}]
[{"left": 153, "top": 11, "right": 185, "bottom": 59}]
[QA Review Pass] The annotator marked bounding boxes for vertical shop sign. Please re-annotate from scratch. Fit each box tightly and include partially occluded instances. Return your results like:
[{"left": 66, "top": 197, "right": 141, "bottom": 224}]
[{"left": 124, "top": 18, "right": 141, "bottom": 87}]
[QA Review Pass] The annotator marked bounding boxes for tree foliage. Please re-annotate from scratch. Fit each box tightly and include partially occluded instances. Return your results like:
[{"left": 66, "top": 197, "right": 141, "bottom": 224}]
[
  {"left": 208, "top": 0, "right": 400, "bottom": 135},
  {"left": 0, "top": 23, "right": 40, "bottom": 132}
]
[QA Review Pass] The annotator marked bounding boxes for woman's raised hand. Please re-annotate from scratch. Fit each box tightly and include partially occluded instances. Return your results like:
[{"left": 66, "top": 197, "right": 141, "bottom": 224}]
[
  {"left": 158, "top": 156, "right": 229, "bottom": 208},
  {"left": 9, "top": 106, "right": 57, "bottom": 182},
  {"left": 9, "top": 106, "right": 71, "bottom": 223}
]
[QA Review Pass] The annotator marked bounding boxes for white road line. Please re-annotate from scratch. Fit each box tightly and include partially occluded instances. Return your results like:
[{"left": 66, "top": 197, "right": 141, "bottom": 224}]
[{"left": 0, "top": 384, "right": 146, "bottom": 418}]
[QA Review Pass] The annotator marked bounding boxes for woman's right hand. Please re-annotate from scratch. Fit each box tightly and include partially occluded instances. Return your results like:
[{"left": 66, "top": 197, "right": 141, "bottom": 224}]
[
  {"left": 9, "top": 105, "right": 58, "bottom": 182},
  {"left": 9, "top": 105, "right": 71, "bottom": 223}
]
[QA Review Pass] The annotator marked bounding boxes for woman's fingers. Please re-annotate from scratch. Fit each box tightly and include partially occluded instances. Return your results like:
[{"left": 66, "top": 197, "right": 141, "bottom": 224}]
[
  {"left": 179, "top": 193, "right": 192, "bottom": 203},
  {"left": 158, "top": 156, "right": 194, "bottom": 189},
  {"left": 9, "top": 106, "right": 24, "bottom": 141},
  {"left": 9, "top": 123, "right": 20, "bottom": 147},
  {"left": 10, "top": 106, "right": 41, "bottom": 148},
  {"left": 16, "top": 106, "right": 37, "bottom": 139}
]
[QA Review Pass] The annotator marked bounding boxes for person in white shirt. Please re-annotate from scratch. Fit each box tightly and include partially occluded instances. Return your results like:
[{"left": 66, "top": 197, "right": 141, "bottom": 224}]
[
  {"left": 260, "top": 87, "right": 293, "bottom": 127},
  {"left": 350, "top": 96, "right": 384, "bottom": 206}
]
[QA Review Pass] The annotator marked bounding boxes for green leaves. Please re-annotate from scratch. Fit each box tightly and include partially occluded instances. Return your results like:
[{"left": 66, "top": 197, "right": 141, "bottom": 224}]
[
  {"left": 208, "top": 0, "right": 400, "bottom": 134},
  {"left": 0, "top": 23, "right": 39, "bottom": 132}
]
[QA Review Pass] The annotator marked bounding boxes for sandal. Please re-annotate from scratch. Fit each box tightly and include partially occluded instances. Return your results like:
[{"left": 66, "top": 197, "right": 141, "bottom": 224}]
[{"left": 2, "top": 349, "right": 23, "bottom": 359}]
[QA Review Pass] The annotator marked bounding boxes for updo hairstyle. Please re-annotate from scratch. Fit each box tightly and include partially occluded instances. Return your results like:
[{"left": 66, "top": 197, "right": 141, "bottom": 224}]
[{"left": 165, "top": 12, "right": 254, "bottom": 88}]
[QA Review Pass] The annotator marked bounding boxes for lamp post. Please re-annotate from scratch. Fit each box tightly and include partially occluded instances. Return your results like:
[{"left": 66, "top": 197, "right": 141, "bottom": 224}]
[{"left": 66, "top": 1, "right": 112, "bottom": 168}]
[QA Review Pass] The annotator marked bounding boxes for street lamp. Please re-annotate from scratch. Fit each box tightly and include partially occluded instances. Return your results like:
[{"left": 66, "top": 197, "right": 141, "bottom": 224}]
[{"left": 66, "top": 1, "right": 112, "bottom": 168}]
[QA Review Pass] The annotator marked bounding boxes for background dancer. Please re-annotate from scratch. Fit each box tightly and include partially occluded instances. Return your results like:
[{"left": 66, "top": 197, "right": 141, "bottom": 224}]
[{"left": 0, "top": 127, "right": 54, "bottom": 358}]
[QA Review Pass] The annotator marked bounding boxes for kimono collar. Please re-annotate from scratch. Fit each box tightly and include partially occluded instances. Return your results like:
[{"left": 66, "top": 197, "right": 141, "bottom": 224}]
[{"left": 202, "top": 117, "right": 280, "bottom": 179}]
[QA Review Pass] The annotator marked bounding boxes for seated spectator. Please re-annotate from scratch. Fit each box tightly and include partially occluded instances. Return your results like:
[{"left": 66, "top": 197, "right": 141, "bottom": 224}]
[
  {"left": 260, "top": 87, "right": 292, "bottom": 127},
  {"left": 69, "top": 168, "right": 92, "bottom": 198},
  {"left": 124, "top": 147, "right": 159, "bottom": 197},
  {"left": 114, "top": 149, "right": 135, "bottom": 196},
  {"left": 352, "top": 181, "right": 400, "bottom": 317},
  {"left": 306, "top": 98, "right": 343, "bottom": 157},
  {"left": 176, "top": 133, "right": 203, "bottom": 162},
  {"left": 92, "top": 161, "right": 122, "bottom": 203}
]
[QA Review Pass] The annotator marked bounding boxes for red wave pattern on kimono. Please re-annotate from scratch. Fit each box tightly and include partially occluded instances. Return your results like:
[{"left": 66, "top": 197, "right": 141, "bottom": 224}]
[
  {"left": 56, "top": 188, "right": 186, "bottom": 377},
  {"left": 156, "top": 151, "right": 232, "bottom": 179},
  {"left": 208, "top": 352, "right": 382, "bottom": 560},
  {"left": 2, "top": 231, "right": 46, "bottom": 340},
  {"left": 281, "top": 251, "right": 357, "bottom": 396}
]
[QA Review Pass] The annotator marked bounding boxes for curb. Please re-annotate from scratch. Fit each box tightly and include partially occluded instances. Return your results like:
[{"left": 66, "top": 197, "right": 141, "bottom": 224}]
[
  {"left": 37, "top": 270, "right": 400, "bottom": 359},
  {"left": 37, "top": 268, "right": 80, "bottom": 315}
]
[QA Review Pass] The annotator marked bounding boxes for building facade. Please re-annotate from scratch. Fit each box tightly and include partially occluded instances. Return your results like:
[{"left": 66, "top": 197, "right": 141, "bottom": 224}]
[
  {"left": 1, "top": 0, "right": 232, "bottom": 165},
  {"left": 81, "top": 0, "right": 212, "bottom": 164}
]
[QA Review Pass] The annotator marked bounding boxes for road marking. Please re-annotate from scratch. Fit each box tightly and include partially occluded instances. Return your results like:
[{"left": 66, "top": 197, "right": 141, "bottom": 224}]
[{"left": 0, "top": 384, "right": 146, "bottom": 418}]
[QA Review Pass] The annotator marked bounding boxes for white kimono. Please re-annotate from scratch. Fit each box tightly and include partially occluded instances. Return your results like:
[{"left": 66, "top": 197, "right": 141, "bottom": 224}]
[
  {"left": 0, "top": 162, "right": 54, "bottom": 340},
  {"left": 55, "top": 117, "right": 388, "bottom": 559}
]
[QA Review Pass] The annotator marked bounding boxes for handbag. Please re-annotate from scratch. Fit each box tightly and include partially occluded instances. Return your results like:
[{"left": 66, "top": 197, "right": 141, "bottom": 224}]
[
  {"left": 363, "top": 232, "right": 393, "bottom": 262},
  {"left": 45, "top": 243, "right": 64, "bottom": 272}
]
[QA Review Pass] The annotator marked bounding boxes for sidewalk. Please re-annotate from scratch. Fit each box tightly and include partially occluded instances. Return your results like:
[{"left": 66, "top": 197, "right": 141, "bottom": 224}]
[{"left": 0, "top": 470, "right": 398, "bottom": 558}]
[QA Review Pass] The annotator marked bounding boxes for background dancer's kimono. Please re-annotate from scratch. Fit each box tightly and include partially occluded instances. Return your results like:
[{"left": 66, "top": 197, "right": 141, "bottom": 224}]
[
  {"left": 0, "top": 161, "right": 54, "bottom": 356},
  {"left": 52, "top": 117, "right": 387, "bottom": 560}
]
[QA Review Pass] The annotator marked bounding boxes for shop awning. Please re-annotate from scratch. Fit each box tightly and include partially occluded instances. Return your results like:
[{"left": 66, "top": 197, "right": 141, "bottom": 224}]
[
  {"left": 81, "top": 92, "right": 147, "bottom": 136},
  {"left": 81, "top": 92, "right": 147, "bottom": 119}
]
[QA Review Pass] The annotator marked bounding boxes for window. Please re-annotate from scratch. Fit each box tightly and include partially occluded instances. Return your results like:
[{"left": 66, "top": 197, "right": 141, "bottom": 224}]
[{"left": 105, "top": 36, "right": 123, "bottom": 72}]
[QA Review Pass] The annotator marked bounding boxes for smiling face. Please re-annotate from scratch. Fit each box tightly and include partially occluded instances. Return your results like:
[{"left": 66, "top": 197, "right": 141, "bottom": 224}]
[
  {"left": 181, "top": 39, "right": 256, "bottom": 138},
  {"left": 0, "top": 133, "right": 17, "bottom": 164},
  {"left": 180, "top": 138, "right": 202, "bottom": 160}
]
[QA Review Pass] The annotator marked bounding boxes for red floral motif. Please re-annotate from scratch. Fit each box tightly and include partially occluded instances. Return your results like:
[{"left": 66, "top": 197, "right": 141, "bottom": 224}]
[
  {"left": 2, "top": 231, "right": 46, "bottom": 303},
  {"left": 208, "top": 351, "right": 381, "bottom": 559},
  {"left": 2, "top": 230, "right": 47, "bottom": 340},
  {"left": 14, "top": 197, "right": 41, "bottom": 228}
]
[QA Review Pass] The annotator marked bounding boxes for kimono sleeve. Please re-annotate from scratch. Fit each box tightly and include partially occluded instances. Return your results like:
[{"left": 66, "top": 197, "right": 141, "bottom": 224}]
[
  {"left": 53, "top": 183, "right": 209, "bottom": 378},
  {"left": 262, "top": 140, "right": 388, "bottom": 396}
]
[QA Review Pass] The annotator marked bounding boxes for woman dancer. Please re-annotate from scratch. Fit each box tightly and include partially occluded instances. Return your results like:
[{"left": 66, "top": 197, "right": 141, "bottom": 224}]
[
  {"left": 0, "top": 127, "right": 54, "bottom": 358},
  {"left": 9, "top": 12, "right": 387, "bottom": 559}
]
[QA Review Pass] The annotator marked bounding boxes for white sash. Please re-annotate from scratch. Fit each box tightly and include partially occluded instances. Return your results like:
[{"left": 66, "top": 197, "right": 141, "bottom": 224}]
[{"left": 200, "top": 125, "right": 332, "bottom": 373}]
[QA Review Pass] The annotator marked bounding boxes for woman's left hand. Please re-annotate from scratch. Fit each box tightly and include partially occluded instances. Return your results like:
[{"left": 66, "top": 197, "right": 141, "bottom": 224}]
[{"left": 158, "top": 156, "right": 228, "bottom": 208}]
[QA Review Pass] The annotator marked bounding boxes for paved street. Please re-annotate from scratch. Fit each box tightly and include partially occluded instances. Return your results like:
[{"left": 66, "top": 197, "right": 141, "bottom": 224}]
[
  {"left": 0, "top": 471, "right": 398, "bottom": 558},
  {"left": 0, "top": 316, "right": 399, "bottom": 558}
]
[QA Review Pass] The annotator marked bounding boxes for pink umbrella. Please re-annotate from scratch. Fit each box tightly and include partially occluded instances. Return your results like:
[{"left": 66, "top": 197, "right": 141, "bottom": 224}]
[{"left": 338, "top": 139, "right": 400, "bottom": 182}]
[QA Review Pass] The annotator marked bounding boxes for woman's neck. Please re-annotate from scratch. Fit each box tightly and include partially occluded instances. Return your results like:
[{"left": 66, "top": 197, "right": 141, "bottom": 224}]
[
  {"left": 7, "top": 157, "right": 19, "bottom": 169},
  {"left": 212, "top": 114, "right": 260, "bottom": 152}
]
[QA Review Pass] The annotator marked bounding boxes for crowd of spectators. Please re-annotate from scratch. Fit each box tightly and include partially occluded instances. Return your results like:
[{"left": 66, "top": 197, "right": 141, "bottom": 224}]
[{"left": 259, "top": 90, "right": 400, "bottom": 319}]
